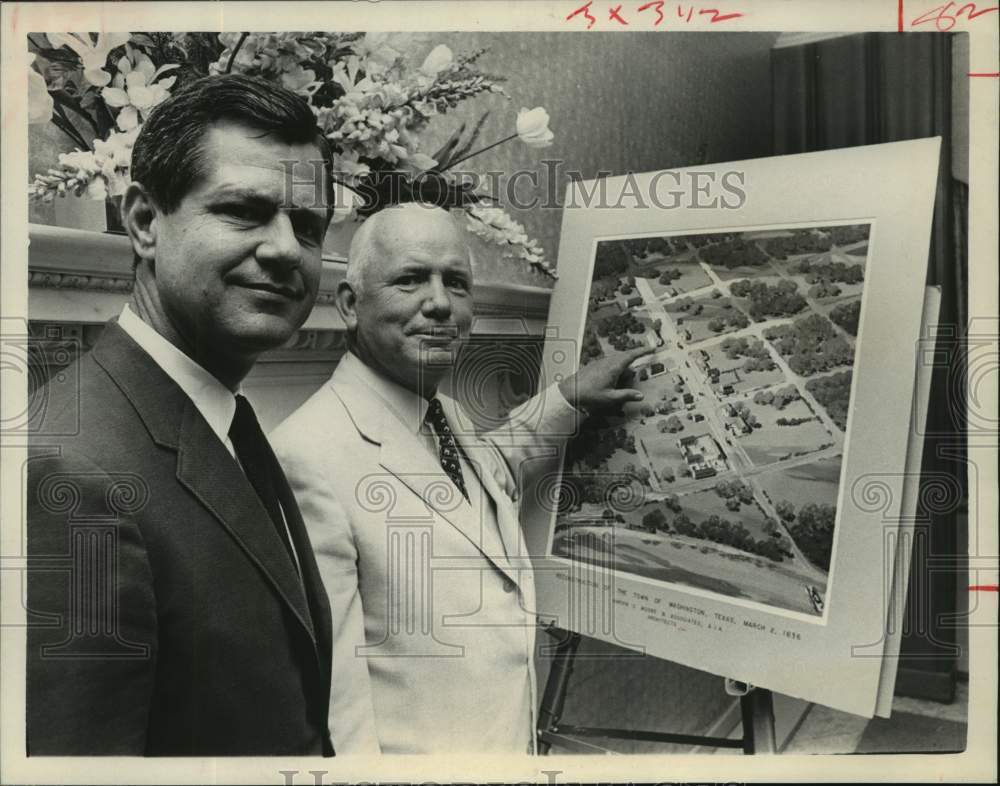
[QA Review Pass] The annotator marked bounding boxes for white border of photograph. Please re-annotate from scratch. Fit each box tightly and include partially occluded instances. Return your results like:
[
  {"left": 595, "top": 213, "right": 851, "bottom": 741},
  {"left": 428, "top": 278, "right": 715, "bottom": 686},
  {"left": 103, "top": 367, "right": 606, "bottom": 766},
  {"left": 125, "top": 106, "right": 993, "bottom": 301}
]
[{"left": 3, "top": 4, "right": 996, "bottom": 784}]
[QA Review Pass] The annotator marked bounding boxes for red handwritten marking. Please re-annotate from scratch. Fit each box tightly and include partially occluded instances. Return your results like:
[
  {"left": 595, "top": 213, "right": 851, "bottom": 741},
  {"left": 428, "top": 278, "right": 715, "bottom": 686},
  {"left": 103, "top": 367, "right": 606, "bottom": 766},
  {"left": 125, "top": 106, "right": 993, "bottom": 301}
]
[
  {"left": 968, "top": 72, "right": 1000, "bottom": 76},
  {"left": 638, "top": 0, "right": 665, "bottom": 25},
  {"left": 899, "top": 0, "right": 905, "bottom": 30},
  {"left": 968, "top": 585, "right": 999, "bottom": 592},
  {"left": 700, "top": 7, "right": 744, "bottom": 21},
  {"left": 566, "top": 0, "right": 597, "bottom": 29},
  {"left": 911, "top": 1, "right": 999, "bottom": 31},
  {"left": 609, "top": 3, "right": 630, "bottom": 24},
  {"left": 565, "top": 2, "right": 742, "bottom": 27}
]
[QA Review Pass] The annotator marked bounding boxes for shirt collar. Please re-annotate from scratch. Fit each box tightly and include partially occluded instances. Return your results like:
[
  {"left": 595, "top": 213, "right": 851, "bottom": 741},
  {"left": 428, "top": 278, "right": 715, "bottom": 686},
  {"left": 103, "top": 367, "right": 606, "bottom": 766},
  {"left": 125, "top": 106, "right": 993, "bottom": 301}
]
[
  {"left": 118, "top": 304, "right": 237, "bottom": 446},
  {"left": 338, "top": 351, "right": 429, "bottom": 435}
]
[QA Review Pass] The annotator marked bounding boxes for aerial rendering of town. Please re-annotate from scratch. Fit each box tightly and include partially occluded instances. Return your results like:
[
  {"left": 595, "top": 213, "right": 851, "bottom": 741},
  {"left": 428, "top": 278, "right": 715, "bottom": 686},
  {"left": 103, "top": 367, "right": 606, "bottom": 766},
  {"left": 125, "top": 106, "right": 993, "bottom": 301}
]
[{"left": 552, "top": 224, "right": 871, "bottom": 617}]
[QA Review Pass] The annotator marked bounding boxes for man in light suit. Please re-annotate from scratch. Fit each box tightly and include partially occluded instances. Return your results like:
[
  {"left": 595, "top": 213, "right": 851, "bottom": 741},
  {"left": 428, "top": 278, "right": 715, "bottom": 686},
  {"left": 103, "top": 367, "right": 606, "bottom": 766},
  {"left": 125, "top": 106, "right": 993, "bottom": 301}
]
[
  {"left": 272, "top": 203, "right": 648, "bottom": 753},
  {"left": 27, "top": 75, "right": 337, "bottom": 755}
]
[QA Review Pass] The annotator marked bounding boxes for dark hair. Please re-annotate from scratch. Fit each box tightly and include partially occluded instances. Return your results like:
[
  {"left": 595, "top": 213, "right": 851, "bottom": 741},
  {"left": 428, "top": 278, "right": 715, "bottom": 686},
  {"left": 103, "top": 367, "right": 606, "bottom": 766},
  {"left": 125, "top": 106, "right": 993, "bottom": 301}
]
[{"left": 130, "top": 73, "right": 334, "bottom": 213}]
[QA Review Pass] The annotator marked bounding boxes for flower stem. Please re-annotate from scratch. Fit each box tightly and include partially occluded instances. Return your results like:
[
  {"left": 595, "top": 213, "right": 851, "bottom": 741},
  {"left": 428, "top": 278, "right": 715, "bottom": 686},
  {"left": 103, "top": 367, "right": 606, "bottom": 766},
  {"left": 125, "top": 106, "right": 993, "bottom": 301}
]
[
  {"left": 52, "top": 91, "right": 101, "bottom": 137},
  {"left": 441, "top": 132, "right": 518, "bottom": 171},
  {"left": 51, "top": 119, "right": 87, "bottom": 150},
  {"left": 50, "top": 106, "right": 91, "bottom": 150},
  {"left": 225, "top": 33, "right": 249, "bottom": 74}
]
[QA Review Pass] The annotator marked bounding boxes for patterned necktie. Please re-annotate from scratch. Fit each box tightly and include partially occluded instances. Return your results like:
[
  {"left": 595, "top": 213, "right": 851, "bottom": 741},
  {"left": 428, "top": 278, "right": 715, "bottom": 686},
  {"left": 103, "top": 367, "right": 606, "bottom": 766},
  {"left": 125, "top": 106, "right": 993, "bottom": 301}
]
[
  {"left": 424, "top": 397, "right": 470, "bottom": 503},
  {"left": 228, "top": 395, "right": 299, "bottom": 571}
]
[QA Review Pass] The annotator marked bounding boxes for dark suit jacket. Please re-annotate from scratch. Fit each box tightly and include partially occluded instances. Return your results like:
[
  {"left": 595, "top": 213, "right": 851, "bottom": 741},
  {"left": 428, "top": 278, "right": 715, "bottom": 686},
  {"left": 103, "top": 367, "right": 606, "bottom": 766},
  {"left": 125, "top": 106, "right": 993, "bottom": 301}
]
[{"left": 26, "top": 322, "right": 334, "bottom": 756}]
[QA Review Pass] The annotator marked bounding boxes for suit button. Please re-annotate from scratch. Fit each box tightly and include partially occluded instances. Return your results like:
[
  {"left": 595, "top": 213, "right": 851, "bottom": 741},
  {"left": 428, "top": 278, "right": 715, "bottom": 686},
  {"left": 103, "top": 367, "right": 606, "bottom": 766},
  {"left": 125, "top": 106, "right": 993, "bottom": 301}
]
[{"left": 502, "top": 578, "right": 516, "bottom": 593}]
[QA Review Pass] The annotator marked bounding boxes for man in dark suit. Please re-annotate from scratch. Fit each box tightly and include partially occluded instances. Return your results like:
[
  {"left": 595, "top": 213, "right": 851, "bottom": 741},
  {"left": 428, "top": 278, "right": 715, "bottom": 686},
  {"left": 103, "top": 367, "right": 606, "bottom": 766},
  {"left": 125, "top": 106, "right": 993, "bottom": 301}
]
[{"left": 27, "top": 75, "right": 336, "bottom": 756}]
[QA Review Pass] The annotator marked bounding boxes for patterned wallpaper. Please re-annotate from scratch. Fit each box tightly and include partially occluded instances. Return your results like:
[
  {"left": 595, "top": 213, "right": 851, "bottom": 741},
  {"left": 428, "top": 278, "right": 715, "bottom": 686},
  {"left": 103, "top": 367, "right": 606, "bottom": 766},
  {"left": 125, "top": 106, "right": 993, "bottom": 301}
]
[{"left": 418, "top": 31, "right": 780, "bottom": 285}]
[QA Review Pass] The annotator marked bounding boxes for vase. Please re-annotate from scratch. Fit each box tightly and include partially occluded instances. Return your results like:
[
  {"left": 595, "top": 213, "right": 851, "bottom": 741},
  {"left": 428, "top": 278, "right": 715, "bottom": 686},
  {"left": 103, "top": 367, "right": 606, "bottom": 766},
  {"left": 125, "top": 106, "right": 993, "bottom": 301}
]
[
  {"left": 104, "top": 196, "right": 126, "bottom": 234},
  {"left": 49, "top": 194, "right": 126, "bottom": 235},
  {"left": 50, "top": 193, "right": 107, "bottom": 232}
]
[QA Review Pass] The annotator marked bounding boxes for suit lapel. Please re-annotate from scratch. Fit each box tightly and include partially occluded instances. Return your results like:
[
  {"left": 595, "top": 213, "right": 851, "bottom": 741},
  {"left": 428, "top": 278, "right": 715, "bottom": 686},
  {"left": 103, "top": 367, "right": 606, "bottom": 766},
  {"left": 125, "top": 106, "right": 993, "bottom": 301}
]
[
  {"left": 269, "top": 441, "right": 333, "bottom": 681},
  {"left": 92, "top": 322, "right": 317, "bottom": 644},
  {"left": 332, "top": 365, "right": 520, "bottom": 586},
  {"left": 380, "top": 428, "right": 514, "bottom": 573},
  {"left": 175, "top": 401, "right": 316, "bottom": 640},
  {"left": 433, "top": 394, "right": 516, "bottom": 561},
  {"left": 455, "top": 430, "right": 519, "bottom": 563}
]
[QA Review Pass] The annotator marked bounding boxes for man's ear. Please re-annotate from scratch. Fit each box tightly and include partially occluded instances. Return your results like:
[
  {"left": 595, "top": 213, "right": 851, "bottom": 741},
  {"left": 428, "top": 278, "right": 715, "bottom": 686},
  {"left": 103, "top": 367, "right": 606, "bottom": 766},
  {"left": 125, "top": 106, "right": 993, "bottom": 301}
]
[
  {"left": 123, "top": 182, "right": 158, "bottom": 266},
  {"left": 335, "top": 281, "right": 359, "bottom": 331}
]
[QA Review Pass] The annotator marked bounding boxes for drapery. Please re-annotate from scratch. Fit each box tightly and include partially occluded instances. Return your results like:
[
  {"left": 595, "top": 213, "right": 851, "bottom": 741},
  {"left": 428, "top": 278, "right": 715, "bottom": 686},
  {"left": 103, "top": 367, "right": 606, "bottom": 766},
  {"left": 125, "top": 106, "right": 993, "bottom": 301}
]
[
  {"left": 771, "top": 33, "right": 968, "bottom": 703},
  {"left": 773, "top": 33, "right": 965, "bottom": 329}
]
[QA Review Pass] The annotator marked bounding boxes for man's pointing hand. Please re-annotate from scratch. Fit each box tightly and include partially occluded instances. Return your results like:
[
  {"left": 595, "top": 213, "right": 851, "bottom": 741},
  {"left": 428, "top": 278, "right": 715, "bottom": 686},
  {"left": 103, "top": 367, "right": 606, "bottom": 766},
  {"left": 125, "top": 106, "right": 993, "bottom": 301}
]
[{"left": 557, "top": 344, "right": 656, "bottom": 414}]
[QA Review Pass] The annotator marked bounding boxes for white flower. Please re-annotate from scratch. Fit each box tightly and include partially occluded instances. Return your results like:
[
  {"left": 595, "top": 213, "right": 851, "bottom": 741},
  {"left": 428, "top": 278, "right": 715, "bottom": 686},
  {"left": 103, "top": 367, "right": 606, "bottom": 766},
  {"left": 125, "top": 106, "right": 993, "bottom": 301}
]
[
  {"left": 420, "top": 45, "right": 453, "bottom": 77},
  {"left": 212, "top": 32, "right": 332, "bottom": 77},
  {"left": 515, "top": 107, "right": 554, "bottom": 149},
  {"left": 58, "top": 149, "right": 101, "bottom": 177},
  {"left": 101, "top": 52, "right": 178, "bottom": 130},
  {"left": 54, "top": 127, "right": 138, "bottom": 200},
  {"left": 93, "top": 128, "right": 139, "bottom": 195},
  {"left": 28, "top": 55, "right": 54, "bottom": 124},
  {"left": 217, "top": 32, "right": 246, "bottom": 51},
  {"left": 280, "top": 64, "right": 318, "bottom": 95},
  {"left": 370, "top": 82, "right": 410, "bottom": 110},
  {"left": 351, "top": 33, "right": 406, "bottom": 69},
  {"left": 467, "top": 204, "right": 527, "bottom": 244},
  {"left": 86, "top": 177, "right": 109, "bottom": 200},
  {"left": 331, "top": 57, "right": 362, "bottom": 93},
  {"left": 464, "top": 204, "right": 553, "bottom": 276},
  {"left": 47, "top": 32, "right": 130, "bottom": 87},
  {"left": 211, "top": 32, "right": 262, "bottom": 73},
  {"left": 332, "top": 152, "right": 371, "bottom": 184}
]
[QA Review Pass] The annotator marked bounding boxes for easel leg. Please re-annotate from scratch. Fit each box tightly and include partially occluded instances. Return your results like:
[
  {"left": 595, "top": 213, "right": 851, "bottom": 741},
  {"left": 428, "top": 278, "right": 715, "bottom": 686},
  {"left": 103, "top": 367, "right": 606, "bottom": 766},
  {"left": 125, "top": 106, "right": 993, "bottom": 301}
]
[
  {"left": 740, "top": 688, "right": 777, "bottom": 754},
  {"left": 538, "top": 639, "right": 780, "bottom": 755},
  {"left": 536, "top": 628, "right": 582, "bottom": 754}
]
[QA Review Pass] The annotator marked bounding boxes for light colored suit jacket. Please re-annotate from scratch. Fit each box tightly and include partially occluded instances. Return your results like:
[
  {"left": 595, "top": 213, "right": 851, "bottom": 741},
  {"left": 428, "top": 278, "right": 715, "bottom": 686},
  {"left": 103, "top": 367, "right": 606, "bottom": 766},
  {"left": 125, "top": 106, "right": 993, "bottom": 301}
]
[{"left": 271, "top": 352, "right": 576, "bottom": 754}]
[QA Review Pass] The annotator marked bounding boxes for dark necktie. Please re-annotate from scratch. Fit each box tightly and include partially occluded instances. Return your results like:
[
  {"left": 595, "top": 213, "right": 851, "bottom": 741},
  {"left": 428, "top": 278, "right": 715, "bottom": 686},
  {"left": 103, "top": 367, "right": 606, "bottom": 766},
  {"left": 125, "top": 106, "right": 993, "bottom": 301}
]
[
  {"left": 228, "top": 394, "right": 299, "bottom": 571},
  {"left": 424, "top": 397, "right": 470, "bottom": 503}
]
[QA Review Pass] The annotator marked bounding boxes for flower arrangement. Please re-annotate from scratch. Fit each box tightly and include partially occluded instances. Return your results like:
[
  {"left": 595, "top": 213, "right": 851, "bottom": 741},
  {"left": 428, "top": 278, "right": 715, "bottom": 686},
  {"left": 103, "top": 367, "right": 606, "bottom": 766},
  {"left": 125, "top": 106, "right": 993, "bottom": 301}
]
[{"left": 28, "top": 32, "right": 557, "bottom": 278}]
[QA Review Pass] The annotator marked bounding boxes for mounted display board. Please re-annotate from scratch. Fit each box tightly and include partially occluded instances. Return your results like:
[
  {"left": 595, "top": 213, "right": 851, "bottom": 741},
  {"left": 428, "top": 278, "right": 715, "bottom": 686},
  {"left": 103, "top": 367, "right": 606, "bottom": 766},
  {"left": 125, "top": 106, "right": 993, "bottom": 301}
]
[{"left": 529, "top": 139, "right": 942, "bottom": 718}]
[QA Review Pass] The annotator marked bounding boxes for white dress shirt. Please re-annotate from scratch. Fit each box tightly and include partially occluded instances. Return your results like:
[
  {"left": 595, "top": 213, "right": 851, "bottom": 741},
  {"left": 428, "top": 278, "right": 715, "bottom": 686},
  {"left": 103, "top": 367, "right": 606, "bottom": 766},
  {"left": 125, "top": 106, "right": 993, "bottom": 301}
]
[
  {"left": 118, "top": 304, "right": 238, "bottom": 457},
  {"left": 118, "top": 305, "right": 302, "bottom": 575}
]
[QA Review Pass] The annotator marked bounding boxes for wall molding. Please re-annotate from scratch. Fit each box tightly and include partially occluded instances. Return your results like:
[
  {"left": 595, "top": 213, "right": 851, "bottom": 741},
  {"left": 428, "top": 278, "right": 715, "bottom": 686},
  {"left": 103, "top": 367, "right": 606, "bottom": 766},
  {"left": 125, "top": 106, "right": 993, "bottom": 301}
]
[{"left": 28, "top": 223, "right": 553, "bottom": 334}]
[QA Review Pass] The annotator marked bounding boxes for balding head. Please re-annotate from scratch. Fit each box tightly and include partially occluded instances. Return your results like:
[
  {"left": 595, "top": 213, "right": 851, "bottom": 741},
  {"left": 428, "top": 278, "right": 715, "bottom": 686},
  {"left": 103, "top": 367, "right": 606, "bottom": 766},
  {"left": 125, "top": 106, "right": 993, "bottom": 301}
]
[
  {"left": 336, "top": 202, "right": 475, "bottom": 397},
  {"left": 345, "top": 203, "right": 471, "bottom": 300}
]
